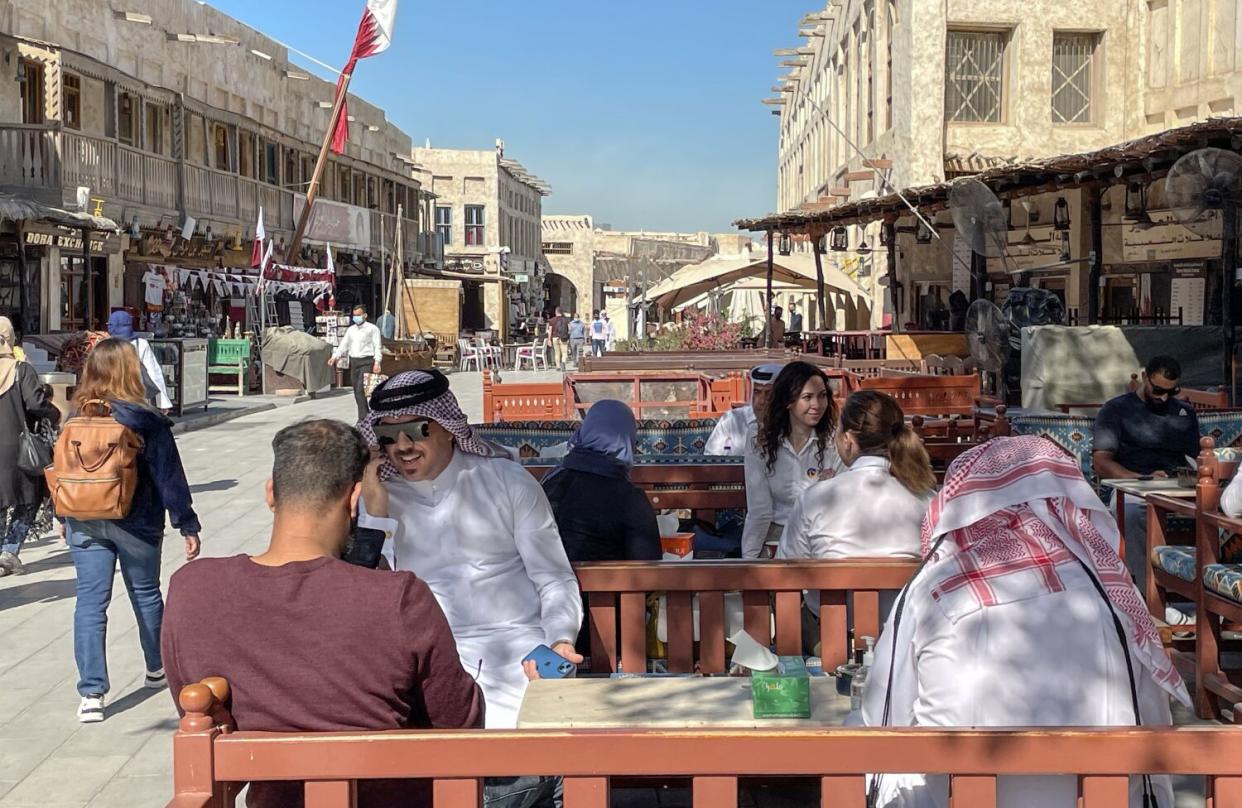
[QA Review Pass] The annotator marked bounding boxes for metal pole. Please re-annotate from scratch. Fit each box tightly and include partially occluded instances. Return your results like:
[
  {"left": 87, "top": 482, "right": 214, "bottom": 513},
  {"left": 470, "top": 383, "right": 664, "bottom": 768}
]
[
  {"left": 970, "top": 251, "right": 987, "bottom": 305},
  {"left": 812, "top": 232, "right": 827, "bottom": 331},
  {"left": 766, "top": 230, "right": 775, "bottom": 349},
  {"left": 1223, "top": 204, "right": 1238, "bottom": 404},
  {"left": 1088, "top": 189, "right": 1103, "bottom": 325},
  {"left": 287, "top": 71, "right": 354, "bottom": 261}
]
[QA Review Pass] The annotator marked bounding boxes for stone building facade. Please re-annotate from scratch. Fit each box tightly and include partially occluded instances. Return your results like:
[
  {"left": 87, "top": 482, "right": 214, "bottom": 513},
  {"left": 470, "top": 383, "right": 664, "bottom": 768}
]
[
  {"left": 0, "top": 0, "right": 429, "bottom": 334},
  {"left": 411, "top": 141, "right": 549, "bottom": 334},
  {"left": 770, "top": 0, "right": 1242, "bottom": 326}
]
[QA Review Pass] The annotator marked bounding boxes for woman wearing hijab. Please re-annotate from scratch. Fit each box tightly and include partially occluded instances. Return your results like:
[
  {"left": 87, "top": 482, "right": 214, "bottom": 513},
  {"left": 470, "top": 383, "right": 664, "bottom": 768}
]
[
  {"left": 106, "top": 310, "right": 172, "bottom": 411},
  {"left": 542, "top": 399, "right": 661, "bottom": 563},
  {"left": 860, "top": 436, "right": 1186, "bottom": 808},
  {"left": 0, "top": 316, "right": 59, "bottom": 576}
]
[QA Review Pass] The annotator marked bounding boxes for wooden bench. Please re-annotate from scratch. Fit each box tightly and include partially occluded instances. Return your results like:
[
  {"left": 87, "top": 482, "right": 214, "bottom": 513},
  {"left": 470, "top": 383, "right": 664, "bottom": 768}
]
[
  {"left": 169, "top": 680, "right": 1242, "bottom": 808},
  {"left": 207, "top": 338, "right": 251, "bottom": 396},
  {"left": 573, "top": 559, "right": 917, "bottom": 674},
  {"left": 526, "top": 463, "right": 745, "bottom": 517},
  {"left": 858, "top": 372, "right": 981, "bottom": 418},
  {"left": 482, "top": 370, "right": 566, "bottom": 421}
]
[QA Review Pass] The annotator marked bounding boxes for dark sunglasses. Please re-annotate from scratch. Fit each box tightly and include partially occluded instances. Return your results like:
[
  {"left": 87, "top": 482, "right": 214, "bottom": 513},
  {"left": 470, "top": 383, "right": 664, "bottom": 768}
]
[
  {"left": 1149, "top": 382, "right": 1181, "bottom": 398},
  {"left": 374, "top": 420, "right": 433, "bottom": 446}
]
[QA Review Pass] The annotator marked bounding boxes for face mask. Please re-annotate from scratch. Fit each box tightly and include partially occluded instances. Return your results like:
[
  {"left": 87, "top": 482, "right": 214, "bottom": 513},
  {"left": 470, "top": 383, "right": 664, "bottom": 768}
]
[{"left": 352, "top": 315, "right": 365, "bottom": 325}]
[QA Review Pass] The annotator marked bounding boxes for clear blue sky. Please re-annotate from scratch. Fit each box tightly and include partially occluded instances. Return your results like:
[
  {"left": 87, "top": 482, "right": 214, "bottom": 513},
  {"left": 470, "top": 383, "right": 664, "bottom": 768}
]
[{"left": 205, "top": 0, "right": 811, "bottom": 233}]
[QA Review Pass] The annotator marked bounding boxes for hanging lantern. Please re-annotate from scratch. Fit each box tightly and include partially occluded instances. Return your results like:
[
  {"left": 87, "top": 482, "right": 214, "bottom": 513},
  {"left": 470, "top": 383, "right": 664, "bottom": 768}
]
[
  {"left": 830, "top": 226, "right": 849, "bottom": 251},
  {"left": 915, "top": 219, "right": 933, "bottom": 244},
  {"left": 778, "top": 232, "right": 792, "bottom": 256},
  {"left": 856, "top": 237, "right": 872, "bottom": 255},
  {"left": 1053, "top": 196, "right": 1071, "bottom": 231},
  {"left": 1124, "top": 182, "right": 1147, "bottom": 219}
]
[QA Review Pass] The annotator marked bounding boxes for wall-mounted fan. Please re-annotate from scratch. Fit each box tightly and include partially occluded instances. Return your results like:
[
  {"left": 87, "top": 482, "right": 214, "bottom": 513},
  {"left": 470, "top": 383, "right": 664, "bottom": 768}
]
[{"left": 1164, "top": 147, "right": 1242, "bottom": 239}]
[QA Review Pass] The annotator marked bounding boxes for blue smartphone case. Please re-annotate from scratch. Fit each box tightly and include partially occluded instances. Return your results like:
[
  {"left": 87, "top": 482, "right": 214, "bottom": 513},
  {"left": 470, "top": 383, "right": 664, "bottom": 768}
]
[{"left": 522, "top": 645, "right": 576, "bottom": 679}]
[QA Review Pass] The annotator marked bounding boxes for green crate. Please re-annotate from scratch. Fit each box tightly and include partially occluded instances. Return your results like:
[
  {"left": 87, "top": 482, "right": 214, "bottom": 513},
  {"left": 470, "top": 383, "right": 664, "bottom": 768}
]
[{"left": 208, "top": 338, "right": 250, "bottom": 366}]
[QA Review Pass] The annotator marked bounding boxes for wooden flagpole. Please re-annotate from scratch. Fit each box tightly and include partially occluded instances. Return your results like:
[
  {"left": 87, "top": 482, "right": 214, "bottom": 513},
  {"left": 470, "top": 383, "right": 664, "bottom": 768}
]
[{"left": 287, "top": 71, "right": 353, "bottom": 262}]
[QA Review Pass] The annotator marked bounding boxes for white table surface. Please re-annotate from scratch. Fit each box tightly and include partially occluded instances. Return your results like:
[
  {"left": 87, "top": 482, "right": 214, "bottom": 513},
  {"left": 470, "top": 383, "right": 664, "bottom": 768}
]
[
  {"left": 517, "top": 676, "right": 850, "bottom": 729},
  {"left": 1103, "top": 478, "right": 1197, "bottom": 499}
]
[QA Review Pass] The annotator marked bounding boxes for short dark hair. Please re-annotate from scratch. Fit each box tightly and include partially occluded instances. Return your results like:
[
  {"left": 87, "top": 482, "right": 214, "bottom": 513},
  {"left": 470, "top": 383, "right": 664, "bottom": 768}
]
[
  {"left": 1146, "top": 355, "right": 1181, "bottom": 381},
  {"left": 352, "top": 304, "right": 367, "bottom": 314},
  {"left": 271, "top": 420, "right": 369, "bottom": 507}
]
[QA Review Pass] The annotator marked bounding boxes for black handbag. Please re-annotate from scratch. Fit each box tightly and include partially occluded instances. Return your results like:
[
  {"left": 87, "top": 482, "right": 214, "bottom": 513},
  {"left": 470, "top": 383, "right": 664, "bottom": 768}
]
[{"left": 7, "top": 366, "right": 53, "bottom": 476}]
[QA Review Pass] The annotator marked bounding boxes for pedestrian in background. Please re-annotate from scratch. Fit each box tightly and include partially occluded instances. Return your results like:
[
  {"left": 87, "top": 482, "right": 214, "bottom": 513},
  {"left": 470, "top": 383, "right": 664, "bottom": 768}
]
[
  {"left": 590, "top": 311, "right": 606, "bottom": 357},
  {"left": 327, "top": 304, "right": 382, "bottom": 422},
  {"left": 0, "top": 316, "right": 59, "bottom": 577},
  {"left": 603, "top": 311, "right": 617, "bottom": 351},
  {"left": 549, "top": 307, "right": 570, "bottom": 371},
  {"left": 568, "top": 313, "right": 586, "bottom": 367},
  {"left": 65, "top": 339, "right": 201, "bottom": 724},
  {"left": 106, "top": 310, "right": 172, "bottom": 412}
]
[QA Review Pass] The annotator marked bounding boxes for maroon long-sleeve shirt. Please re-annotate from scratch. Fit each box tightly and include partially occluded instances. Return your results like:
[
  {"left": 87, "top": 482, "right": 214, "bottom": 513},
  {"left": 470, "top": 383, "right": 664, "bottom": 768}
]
[{"left": 162, "top": 555, "right": 485, "bottom": 808}]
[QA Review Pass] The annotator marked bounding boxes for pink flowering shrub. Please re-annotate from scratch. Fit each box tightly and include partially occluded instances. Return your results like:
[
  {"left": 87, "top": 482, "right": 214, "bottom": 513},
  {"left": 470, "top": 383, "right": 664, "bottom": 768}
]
[{"left": 675, "top": 310, "right": 744, "bottom": 351}]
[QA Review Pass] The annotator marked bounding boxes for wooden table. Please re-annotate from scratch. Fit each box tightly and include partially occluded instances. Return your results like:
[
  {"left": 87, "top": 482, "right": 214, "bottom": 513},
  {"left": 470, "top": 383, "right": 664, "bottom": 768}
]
[
  {"left": 517, "top": 676, "right": 849, "bottom": 729},
  {"left": 1102, "top": 478, "right": 1197, "bottom": 559}
]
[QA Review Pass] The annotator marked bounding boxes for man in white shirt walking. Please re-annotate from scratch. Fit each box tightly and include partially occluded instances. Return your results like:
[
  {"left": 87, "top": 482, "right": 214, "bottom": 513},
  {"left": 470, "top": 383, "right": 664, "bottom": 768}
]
[
  {"left": 328, "top": 304, "right": 383, "bottom": 421},
  {"left": 356, "top": 370, "right": 583, "bottom": 731}
]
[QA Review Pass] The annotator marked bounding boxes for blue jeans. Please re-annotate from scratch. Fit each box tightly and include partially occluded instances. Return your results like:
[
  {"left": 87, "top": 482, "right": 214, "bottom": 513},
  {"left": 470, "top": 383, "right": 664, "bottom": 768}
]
[
  {"left": 67, "top": 520, "right": 165, "bottom": 696},
  {"left": 1, "top": 503, "right": 38, "bottom": 556}
]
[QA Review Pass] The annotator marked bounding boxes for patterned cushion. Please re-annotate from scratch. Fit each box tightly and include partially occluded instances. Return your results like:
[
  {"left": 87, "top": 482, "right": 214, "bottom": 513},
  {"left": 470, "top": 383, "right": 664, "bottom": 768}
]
[
  {"left": 475, "top": 419, "right": 719, "bottom": 459},
  {"left": 1152, "top": 545, "right": 1196, "bottom": 583},
  {"left": 1203, "top": 563, "right": 1242, "bottom": 604},
  {"left": 519, "top": 454, "right": 744, "bottom": 468}
]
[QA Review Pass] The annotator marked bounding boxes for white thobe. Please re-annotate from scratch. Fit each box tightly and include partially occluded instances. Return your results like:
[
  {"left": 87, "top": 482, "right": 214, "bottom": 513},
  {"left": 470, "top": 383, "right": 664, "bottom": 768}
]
[
  {"left": 742, "top": 435, "right": 844, "bottom": 558},
  {"left": 704, "top": 406, "right": 755, "bottom": 456},
  {"left": 859, "top": 562, "right": 1177, "bottom": 808},
  {"left": 777, "top": 456, "right": 925, "bottom": 616},
  {"left": 364, "top": 451, "right": 583, "bottom": 728},
  {"left": 134, "top": 337, "right": 172, "bottom": 410},
  {"left": 1223, "top": 473, "right": 1242, "bottom": 518}
]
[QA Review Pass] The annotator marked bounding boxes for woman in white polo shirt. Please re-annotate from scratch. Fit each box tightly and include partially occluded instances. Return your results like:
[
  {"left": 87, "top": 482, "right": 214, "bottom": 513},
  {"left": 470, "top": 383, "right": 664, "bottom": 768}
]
[{"left": 742, "top": 361, "right": 844, "bottom": 558}]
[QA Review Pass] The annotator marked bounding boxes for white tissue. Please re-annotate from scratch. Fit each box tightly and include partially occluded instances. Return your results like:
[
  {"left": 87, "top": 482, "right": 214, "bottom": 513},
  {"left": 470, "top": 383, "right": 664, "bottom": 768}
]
[
  {"left": 656, "top": 512, "right": 680, "bottom": 537},
  {"left": 728, "top": 629, "right": 779, "bottom": 672}
]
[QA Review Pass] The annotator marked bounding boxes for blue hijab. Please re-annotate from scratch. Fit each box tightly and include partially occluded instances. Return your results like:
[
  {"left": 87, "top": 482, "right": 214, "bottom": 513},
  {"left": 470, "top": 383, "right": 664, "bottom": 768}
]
[
  {"left": 107, "top": 310, "right": 135, "bottom": 341},
  {"left": 548, "top": 399, "right": 637, "bottom": 481}
]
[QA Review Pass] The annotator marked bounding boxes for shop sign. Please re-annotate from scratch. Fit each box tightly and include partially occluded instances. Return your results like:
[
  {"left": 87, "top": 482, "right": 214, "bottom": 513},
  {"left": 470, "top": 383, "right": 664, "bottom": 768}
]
[
  {"left": 1172, "top": 260, "right": 1205, "bottom": 277},
  {"left": 23, "top": 223, "right": 120, "bottom": 254},
  {"left": 513, "top": 273, "right": 530, "bottom": 284},
  {"left": 293, "top": 193, "right": 372, "bottom": 252}
]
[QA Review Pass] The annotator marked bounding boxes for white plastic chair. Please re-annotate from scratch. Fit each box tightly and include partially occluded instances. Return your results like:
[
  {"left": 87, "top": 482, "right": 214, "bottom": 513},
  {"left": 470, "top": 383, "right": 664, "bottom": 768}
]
[
  {"left": 514, "top": 343, "right": 548, "bottom": 371},
  {"left": 475, "top": 337, "right": 501, "bottom": 369},
  {"left": 458, "top": 338, "right": 482, "bottom": 372}
]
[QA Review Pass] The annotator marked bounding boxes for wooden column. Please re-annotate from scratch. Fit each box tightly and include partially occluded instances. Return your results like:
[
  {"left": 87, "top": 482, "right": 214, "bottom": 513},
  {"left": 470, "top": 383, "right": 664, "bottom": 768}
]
[
  {"left": 812, "top": 230, "right": 828, "bottom": 331},
  {"left": 766, "top": 230, "right": 775, "bottom": 348},
  {"left": 1088, "top": 188, "right": 1103, "bottom": 325},
  {"left": 1223, "top": 203, "right": 1238, "bottom": 403},
  {"left": 884, "top": 220, "right": 898, "bottom": 330}
]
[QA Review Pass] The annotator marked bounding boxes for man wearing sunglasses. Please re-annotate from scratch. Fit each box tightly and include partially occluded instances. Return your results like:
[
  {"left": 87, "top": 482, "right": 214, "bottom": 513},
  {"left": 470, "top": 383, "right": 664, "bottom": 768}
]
[
  {"left": 355, "top": 370, "right": 582, "bottom": 737},
  {"left": 1093, "top": 355, "right": 1200, "bottom": 587}
]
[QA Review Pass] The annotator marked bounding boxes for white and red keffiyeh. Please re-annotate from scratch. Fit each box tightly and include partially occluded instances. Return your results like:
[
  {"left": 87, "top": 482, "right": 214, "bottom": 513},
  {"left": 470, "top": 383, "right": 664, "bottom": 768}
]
[
  {"left": 920, "top": 436, "right": 1190, "bottom": 706},
  {"left": 358, "top": 370, "right": 507, "bottom": 481}
]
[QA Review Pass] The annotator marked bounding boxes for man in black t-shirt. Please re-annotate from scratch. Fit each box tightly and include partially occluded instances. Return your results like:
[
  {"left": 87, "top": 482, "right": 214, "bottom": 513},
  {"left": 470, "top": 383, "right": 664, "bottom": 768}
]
[{"left": 1092, "top": 355, "right": 1200, "bottom": 588}]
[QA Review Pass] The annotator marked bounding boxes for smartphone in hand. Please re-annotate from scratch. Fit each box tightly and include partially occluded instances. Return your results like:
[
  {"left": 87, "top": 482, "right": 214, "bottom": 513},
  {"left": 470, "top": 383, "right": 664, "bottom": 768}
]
[{"left": 522, "top": 644, "right": 577, "bottom": 679}]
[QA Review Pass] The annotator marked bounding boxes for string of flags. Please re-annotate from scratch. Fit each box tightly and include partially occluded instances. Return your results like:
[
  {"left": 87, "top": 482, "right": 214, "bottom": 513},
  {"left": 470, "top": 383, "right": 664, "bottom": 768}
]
[{"left": 166, "top": 265, "right": 335, "bottom": 300}]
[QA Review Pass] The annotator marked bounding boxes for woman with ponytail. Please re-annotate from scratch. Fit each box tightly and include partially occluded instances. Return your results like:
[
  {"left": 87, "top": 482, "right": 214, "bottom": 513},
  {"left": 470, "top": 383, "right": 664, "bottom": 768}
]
[{"left": 778, "top": 390, "right": 933, "bottom": 573}]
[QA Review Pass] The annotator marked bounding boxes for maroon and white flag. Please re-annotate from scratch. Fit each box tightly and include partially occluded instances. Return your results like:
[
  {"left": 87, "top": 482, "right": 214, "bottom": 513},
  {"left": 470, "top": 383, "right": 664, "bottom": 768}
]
[
  {"left": 331, "top": 0, "right": 398, "bottom": 154},
  {"left": 250, "top": 206, "right": 266, "bottom": 268}
]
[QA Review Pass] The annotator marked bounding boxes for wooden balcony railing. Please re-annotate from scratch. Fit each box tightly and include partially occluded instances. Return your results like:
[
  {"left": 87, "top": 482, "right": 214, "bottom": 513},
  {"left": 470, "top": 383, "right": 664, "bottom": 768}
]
[
  {"left": 0, "top": 124, "right": 60, "bottom": 189},
  {"left": 1, "top": 124, "right": 422, "bottom": 256}
]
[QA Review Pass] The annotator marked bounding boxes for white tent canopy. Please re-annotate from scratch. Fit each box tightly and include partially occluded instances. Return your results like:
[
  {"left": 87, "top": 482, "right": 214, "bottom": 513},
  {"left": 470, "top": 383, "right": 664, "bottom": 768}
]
[{"left": 643, "top": 254, "right": 868, "bottom": 309}]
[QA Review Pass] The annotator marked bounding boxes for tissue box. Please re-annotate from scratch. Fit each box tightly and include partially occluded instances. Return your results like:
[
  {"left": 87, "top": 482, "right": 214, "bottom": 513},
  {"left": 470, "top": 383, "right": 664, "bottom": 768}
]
[
  {"left": 660, "top": 533, "right": 694, "bottom": 559},
  {"left": 750, "top": 656, "right": 811, "bottom": 719}
]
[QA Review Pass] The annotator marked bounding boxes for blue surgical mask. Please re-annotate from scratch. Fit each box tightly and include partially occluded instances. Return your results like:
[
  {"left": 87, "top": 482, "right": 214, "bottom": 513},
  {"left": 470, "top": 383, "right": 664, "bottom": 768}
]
[{"left": 352, "top": 315, "right": 365, "bottom": 325}]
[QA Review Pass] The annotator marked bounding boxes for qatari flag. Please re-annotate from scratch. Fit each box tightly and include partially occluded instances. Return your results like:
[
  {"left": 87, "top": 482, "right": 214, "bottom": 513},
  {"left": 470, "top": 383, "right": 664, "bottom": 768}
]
[{"left": 331, "top": 0, "right": 398, "bottom": 155}]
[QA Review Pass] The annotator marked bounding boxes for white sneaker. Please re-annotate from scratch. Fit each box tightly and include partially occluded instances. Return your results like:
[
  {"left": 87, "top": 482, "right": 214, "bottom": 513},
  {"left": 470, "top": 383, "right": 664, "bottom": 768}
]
[
  {"left": 77, "top": 694, "right": 105, "bottom": 723},
  {"left": 144, "top": 669, "right": 166, "bottom": 689}
]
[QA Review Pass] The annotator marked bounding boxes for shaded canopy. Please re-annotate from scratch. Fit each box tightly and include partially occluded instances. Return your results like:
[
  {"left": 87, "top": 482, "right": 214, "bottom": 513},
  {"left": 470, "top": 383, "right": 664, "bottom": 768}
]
[
  {"left": 643, "top": 253, "right": 868, "bottom": 310},
  {"left": 0, "top": 193, "right": 119, "bottom": 231}
]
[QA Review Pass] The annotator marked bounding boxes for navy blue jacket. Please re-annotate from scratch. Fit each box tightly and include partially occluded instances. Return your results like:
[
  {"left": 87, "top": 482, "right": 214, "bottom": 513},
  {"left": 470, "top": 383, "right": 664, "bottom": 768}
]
[{"left": 85, "top": 401, "right": 201, "bottom": 544}]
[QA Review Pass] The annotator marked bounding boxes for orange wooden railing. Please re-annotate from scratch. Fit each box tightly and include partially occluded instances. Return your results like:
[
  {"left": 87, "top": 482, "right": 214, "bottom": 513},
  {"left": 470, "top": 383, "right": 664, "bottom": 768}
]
[
  {"left": 572, "top": 559, "right": 917, "bottom": 674},
  {"left": 169, "top": 679, "right": 1242, "bottom": 808}
]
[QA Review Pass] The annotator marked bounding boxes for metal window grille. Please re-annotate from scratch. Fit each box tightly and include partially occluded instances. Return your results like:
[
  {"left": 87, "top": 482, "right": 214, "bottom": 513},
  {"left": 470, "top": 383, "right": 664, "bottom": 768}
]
[
  {"left": 1052, "top": 33, "right": 1095, "bottom": 124},
  {"left": 945, "top": 31, "right": 1005, "bottom": 123}
]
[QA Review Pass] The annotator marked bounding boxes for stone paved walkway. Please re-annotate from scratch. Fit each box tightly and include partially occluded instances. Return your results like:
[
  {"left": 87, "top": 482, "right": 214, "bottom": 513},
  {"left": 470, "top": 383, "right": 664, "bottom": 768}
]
[{"left": 0, "top": 370, "right": 551, "bottom": 807}]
